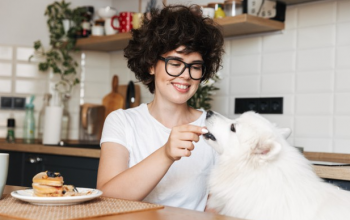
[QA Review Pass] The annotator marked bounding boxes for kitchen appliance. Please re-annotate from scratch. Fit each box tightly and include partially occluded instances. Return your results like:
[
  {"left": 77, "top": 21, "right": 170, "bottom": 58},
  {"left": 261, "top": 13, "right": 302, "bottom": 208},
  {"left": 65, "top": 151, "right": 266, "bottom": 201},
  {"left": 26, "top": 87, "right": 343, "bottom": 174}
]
[
  {"left": 79, "top": 104, "right": 105, "bottom": 142},
  {"left": 242, "top": 0, "right": 286, "bottom": 22}
]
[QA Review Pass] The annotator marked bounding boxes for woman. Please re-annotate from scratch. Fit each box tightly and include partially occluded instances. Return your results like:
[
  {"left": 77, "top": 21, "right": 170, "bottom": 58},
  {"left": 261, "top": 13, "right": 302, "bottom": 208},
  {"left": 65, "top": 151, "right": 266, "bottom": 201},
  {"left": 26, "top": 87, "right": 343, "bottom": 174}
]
[{"left": 97, "top": 5, "right": 224, "bottom": 211}]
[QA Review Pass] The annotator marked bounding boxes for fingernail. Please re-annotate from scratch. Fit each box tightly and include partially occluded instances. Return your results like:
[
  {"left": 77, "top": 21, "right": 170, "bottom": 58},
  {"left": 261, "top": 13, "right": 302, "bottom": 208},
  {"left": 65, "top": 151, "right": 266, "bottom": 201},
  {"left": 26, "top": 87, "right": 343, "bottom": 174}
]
[{"left": 202, "top": 128, "right": 209, "bottom": 134}]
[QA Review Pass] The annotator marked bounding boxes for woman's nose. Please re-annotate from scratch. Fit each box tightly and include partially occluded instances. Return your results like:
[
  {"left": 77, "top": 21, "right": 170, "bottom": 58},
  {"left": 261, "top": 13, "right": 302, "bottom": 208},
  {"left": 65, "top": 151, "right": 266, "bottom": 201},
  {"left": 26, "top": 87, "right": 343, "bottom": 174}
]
[{"left": 180, "top": 67, "right": 191, "bottom": 79}]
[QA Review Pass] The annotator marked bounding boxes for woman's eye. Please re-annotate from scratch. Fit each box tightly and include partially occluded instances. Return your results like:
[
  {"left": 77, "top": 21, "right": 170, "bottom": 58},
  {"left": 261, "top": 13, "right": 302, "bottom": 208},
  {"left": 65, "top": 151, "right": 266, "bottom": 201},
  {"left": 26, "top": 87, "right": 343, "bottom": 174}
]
[
  {"left": 192, "top": 65, "right": 202, "bottom": 70},
  {"left": 231, "top": 124, "right": 236, "bottom": 132}
]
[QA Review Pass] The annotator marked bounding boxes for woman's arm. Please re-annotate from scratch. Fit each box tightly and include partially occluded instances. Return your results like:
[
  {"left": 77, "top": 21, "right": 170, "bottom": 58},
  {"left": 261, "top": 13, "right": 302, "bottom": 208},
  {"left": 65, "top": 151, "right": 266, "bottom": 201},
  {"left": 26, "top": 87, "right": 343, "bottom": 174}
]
[
  {"left": 97, "top": 142, "right": 174, "bottom": 200},
  {"left": 97, "top": 124, "right": 206, "bottom": 201}
]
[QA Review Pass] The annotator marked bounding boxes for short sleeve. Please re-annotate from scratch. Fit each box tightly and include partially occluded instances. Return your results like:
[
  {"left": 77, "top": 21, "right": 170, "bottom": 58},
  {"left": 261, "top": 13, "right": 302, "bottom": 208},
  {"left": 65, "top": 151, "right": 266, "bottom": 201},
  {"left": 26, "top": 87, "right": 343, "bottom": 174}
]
[{"left": 100, "top": 109, "right": 128, "bottom": 150}]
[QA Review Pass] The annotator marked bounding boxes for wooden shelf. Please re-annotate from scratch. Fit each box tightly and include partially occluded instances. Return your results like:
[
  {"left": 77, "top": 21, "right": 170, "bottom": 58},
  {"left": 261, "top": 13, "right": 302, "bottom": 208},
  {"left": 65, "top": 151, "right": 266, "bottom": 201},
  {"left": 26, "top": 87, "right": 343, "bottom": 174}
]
[{"left": 76, "top": 14, "right": 284, "bottom": 52}]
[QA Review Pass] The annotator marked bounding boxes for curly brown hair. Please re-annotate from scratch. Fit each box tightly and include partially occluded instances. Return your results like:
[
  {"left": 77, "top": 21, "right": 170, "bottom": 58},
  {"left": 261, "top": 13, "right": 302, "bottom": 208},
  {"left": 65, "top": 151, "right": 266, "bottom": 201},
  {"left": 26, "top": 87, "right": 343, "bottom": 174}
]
[{"left": 124, "top": 4, "right": 224, "bottom": 94}]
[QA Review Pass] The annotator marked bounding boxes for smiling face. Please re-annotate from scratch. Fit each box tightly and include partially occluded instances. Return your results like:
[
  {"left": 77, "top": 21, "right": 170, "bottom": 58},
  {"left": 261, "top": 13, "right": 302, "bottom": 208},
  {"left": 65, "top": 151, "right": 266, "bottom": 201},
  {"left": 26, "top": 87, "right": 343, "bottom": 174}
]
[{"left": 150, "top": 46, "right": 203, "bottom": 105}]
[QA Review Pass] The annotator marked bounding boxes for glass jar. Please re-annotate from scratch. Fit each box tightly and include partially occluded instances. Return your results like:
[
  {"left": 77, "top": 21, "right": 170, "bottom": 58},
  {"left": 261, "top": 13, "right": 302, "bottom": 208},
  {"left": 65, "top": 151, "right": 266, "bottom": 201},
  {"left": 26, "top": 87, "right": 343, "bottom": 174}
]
[
  {"left": 61, "top": 94, "right": 70, "bottom": 141},
  {"left": 23, "top": 104, "right": 35, "bottom": 144},
  {"left": 224, "top": 0, "right": 243, "bottom": 17},
  {"left": 6, "top": 118, "right": 15, "bottom": 143}
]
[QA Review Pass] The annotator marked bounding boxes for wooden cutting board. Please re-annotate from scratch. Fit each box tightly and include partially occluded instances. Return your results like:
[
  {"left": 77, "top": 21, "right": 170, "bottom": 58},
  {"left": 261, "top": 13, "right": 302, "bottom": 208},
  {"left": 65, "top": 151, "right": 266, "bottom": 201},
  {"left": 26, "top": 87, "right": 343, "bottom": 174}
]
[{"left": 102, "top": 75, "right": 125, "bottom": 118}]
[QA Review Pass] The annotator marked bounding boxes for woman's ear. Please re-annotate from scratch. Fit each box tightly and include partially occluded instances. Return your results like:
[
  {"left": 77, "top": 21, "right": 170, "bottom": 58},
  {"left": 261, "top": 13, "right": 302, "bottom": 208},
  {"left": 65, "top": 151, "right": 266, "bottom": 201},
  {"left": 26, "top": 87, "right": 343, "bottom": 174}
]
[{"left": 149, "top": 66, "right": 155, "bottom": 75}]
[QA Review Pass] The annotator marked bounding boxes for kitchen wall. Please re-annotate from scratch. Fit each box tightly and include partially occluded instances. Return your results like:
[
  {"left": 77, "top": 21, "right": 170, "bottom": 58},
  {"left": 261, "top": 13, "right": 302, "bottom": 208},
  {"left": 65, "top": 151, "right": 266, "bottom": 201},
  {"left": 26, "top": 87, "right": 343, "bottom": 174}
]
[{"left": 0, "top": 0, "right": 349, "bottom": 153}]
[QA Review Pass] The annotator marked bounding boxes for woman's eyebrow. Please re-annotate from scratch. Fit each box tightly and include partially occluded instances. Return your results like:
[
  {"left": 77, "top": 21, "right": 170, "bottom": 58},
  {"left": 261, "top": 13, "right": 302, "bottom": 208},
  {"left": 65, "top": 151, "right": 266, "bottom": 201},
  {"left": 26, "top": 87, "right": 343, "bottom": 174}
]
[{"left": 166, "top": 56, "right": 204, "bottom": 63}]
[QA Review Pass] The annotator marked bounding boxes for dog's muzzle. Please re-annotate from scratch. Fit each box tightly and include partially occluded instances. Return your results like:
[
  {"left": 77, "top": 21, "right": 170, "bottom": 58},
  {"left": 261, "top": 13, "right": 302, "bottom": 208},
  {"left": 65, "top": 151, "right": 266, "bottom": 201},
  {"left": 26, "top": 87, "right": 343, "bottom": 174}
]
[{"left": 203, "top": 132, "right": 216, "bottom": 141}]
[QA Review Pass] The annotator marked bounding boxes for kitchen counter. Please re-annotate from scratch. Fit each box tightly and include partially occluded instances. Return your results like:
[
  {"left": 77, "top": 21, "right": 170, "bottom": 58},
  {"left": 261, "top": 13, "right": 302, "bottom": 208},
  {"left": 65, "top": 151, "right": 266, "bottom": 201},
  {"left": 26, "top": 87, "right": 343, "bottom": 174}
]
[
  {"left": 0, "top": 140, "right": 100, "bottom": 158},
  {"left": 1, "top": 140, "right": 350, "bottom": 181}
]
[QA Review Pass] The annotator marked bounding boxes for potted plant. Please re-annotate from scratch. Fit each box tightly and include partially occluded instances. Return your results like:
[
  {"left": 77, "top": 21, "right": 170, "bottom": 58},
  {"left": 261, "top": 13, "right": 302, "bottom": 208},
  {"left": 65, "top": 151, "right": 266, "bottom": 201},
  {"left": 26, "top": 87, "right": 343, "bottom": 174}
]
[{"left": 29, "top": 0, "right": 86, "bottom": 97}]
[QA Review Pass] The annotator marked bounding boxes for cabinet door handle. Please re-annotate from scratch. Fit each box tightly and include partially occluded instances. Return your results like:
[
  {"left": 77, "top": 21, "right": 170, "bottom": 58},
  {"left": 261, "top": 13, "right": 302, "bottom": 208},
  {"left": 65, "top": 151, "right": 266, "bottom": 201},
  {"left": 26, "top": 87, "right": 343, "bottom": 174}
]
[{"left": 27, "top": 157, "right": 43, "bottom": 164}]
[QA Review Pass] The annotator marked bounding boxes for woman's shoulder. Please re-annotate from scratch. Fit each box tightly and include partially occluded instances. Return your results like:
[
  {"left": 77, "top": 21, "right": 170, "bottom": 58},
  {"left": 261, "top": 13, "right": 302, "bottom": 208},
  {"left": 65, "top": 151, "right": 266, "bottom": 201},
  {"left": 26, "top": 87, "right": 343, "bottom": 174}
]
[{"left": 106, "top": 103, "right": 148, "bottom": 121}]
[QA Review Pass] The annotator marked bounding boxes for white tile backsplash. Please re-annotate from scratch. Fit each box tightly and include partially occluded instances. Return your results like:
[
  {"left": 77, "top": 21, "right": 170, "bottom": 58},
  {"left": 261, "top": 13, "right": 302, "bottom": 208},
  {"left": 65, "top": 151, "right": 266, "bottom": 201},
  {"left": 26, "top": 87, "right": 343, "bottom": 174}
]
[
  {"left": 334, "top": 117, "right": 350, "bottom": 138},
  {"left": 0, "top": 0, "right": 349, "bottom": 152},
  {"left": 261, "top": 74, "right": 294, "bottom": 94},
  {"left": 230, "top": 55, "right": 261, "bottom": 74},
  {"left": 336, "top": 46, "right": 350, "bottom": 68},
  {"left": 0, "top": 45, "right": 13, "bottom": 60},
  {"left": 263, "top": 30, "right": 296, "bottom": 52},
  {"left": 294, "top": 138, "right": 332, "bottom": 152},
  {"left": 335, "top": 69, "right": 350, "bottom": 92},
  {"left": 285, "top": 7, "right": 298, "bottom": 30},
  {"left": 296, "top": 71, "right": 333, "bottom": 92},
  {"left": 295, "top": 94, "right": 333, "bottom": 114},
  {"left": 16, "top": 47, "right": 34, "bottom": 61},
  {"left": 297, "top": 48, "right": 335, "bottom": 71},
  {"left": 15, "top": 79, "right": 47, "bottom": 94},
  {"left": 298, "top": 0, "right": 336, "bottom": 28},
  {"left": 0, "top": 62, "right": 12, "bottom": 76},
  {"left": 334, "top": 93, "right": 350, "bottom": 114},
  {"left": 210, "top": 96, "right": 230, "bottom": 116},
  {"left": 298, "top": 25, "right": 335, "bottom": 49},
  {"left": 334, "top": 139, "right": 350, "bottom": 153},
  {"left": 230, "top": 75, "right": 260, "bottom": 95},
  {"left": 84, "top": 51, "right": 110, "bottom": 67},
  {"left": 16, "top": 63, "right": 44, "bottom": 78},
  {"left": 262, "top": 51, "right": 296, "bottom": 73},
  {"left": 230, "top": 37, "right": 261, "bottom": 55},
  {"left": 295, "top": 116, "right": 332, "bottom": 137},
  {"left": 337, "top": 0, "right": 350, "bottom": 22},
  {"left": 0, "top": 79, "right": 12, "bottom": 93},
  {"left": 337, "top": 22, "right": 350, "bottom": 45}
]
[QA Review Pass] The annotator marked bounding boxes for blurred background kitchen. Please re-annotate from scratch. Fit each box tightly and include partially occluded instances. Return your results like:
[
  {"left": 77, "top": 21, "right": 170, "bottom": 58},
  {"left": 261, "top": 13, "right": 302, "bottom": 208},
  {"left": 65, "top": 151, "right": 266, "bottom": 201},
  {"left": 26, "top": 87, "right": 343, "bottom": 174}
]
[{"left": 0, "top": 0, "right": 349, "bottom": 154}]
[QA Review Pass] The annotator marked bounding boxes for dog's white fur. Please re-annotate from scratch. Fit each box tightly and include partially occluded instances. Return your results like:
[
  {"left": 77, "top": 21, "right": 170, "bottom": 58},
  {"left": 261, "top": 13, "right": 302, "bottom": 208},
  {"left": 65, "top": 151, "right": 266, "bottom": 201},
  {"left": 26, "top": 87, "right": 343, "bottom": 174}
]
[{"left": 204, "top": 111, "right": 350, "bottom": 220}]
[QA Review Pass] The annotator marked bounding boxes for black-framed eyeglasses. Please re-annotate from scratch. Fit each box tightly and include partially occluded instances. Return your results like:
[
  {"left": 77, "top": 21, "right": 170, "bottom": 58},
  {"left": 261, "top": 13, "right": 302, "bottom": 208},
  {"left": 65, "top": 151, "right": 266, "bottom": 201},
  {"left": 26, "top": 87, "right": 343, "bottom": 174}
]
[{"left": 158, "top": 56, "right": 205, "bottom": 80}]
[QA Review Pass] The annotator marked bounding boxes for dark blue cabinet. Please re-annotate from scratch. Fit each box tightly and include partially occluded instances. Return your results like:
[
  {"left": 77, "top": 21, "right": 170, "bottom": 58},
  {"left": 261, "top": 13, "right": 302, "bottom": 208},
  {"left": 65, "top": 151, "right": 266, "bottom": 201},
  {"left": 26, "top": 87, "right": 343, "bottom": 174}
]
[{"left": 1, "top": 150, "right": 99, "bottom": 188}]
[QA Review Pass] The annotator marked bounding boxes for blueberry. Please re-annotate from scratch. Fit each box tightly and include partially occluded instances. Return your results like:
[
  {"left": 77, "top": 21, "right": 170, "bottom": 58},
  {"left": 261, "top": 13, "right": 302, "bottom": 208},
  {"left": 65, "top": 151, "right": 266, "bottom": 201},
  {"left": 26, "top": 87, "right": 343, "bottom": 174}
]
[{"left": 46, "top": 171, "right": 61, "bottom": 177}]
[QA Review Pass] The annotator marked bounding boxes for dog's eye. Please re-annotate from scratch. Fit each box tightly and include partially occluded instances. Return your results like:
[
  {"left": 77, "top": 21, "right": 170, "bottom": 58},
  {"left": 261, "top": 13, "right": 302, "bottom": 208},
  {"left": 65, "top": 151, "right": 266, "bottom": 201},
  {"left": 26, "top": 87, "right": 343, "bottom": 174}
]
[{"left": 231, "top": 124, "right": 236, "bottom": 132}]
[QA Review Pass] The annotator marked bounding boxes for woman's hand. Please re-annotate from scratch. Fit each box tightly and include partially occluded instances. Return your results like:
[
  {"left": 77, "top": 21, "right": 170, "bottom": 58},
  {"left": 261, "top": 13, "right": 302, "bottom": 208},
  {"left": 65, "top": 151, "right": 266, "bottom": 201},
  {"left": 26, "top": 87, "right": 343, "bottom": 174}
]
[{"left": 164, "top": 124, "right": 208, "bottom": 161}]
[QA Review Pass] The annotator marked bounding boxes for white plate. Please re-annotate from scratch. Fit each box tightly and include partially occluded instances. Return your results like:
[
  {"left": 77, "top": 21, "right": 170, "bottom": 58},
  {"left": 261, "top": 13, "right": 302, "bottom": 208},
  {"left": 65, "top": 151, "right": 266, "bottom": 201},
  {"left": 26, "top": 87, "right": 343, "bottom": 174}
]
[{"left": 11, "top": 187, "right": 103, "bottom": 206}]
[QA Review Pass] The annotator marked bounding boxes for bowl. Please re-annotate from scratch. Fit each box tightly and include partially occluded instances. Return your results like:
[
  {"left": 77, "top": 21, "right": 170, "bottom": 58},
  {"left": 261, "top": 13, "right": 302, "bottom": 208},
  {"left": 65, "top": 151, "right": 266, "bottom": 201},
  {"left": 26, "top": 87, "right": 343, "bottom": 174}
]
[{"left": 98, "top": 6, "right": 117, "bottom": 19}]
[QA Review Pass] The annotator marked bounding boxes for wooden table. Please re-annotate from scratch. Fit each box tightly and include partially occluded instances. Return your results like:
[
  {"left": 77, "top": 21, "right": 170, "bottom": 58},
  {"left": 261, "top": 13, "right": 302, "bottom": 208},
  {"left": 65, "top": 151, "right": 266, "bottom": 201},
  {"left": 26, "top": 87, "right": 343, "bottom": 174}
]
[{"left": 1, "top": 186, "right": 243, "bottom": 220}]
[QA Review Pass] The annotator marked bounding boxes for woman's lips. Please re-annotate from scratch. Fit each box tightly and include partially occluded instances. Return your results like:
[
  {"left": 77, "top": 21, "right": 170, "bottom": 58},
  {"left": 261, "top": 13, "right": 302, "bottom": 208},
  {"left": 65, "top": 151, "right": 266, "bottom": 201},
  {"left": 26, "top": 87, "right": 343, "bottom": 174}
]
[{"left": 172, "top": 83, "right": 190, "bottom": 93}]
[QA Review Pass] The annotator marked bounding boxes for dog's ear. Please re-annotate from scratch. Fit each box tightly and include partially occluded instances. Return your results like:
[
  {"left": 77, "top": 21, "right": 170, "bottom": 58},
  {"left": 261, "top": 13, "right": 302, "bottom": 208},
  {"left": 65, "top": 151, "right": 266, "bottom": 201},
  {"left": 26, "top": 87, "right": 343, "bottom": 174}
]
[{"left": 253, "top": 139, "right": 281, "bottom": 161}]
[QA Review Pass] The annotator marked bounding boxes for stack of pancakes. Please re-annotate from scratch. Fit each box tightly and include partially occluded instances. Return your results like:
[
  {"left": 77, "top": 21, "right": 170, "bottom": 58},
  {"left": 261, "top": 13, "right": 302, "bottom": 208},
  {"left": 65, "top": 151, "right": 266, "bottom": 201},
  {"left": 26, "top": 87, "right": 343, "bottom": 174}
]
[{"left": 32, "top": 171, "right": 75, "bottom": 197}]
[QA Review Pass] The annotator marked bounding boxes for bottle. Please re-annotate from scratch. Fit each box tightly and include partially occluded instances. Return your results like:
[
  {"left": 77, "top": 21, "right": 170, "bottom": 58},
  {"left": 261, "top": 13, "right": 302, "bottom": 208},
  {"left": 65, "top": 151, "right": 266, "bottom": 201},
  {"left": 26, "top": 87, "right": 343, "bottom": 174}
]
[
  {"left": 6, "top": 118, "right": 16, "bottom": 143},
  {"left": 23, "top": 95, "right": 35, "bottom": 144},
  {"left": 214, "top": 4, "right": 226, "bottom": 18},
  {"left": 38, "top": 93, "right": 52, "bottom": 142},
  {"left": 61, "top": 94, "right": 70, "bottom": 140}
]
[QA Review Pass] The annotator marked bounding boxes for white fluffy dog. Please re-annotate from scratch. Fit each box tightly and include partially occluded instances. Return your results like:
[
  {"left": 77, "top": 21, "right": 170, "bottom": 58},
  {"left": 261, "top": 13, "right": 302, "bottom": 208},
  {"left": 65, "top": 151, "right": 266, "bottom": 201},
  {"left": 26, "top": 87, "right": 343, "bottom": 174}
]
[{"left": 203, "top": 110, "right": 350, "bottom": 220}]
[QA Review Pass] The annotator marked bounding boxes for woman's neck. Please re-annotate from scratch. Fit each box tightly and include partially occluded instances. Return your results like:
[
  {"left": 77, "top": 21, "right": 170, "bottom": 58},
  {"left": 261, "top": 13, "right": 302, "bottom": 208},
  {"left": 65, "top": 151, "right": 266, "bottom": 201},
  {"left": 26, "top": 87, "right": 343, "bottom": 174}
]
[{"left": 147, "top": 99, "right": 200, "bottom": 128}]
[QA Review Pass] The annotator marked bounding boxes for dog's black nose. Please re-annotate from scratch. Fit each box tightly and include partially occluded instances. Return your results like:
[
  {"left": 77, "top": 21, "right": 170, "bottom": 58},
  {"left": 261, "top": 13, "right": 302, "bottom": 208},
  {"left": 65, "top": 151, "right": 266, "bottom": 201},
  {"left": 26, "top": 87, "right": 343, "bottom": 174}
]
[{"left": 206, "top": 110, "right": 214, "bottom": 119}]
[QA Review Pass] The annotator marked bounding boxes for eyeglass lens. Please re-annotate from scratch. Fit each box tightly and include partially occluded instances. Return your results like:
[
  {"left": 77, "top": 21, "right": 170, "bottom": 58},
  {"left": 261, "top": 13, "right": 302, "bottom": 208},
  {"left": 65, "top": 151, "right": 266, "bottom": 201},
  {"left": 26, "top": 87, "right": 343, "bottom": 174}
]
[{"left": 165, "top": 59, "right": 204, "bottom": 80}]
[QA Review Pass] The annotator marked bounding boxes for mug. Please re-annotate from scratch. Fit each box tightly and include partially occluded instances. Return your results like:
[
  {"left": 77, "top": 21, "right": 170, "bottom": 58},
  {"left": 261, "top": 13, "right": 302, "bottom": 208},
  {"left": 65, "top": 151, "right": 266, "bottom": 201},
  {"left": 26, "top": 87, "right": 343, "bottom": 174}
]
[
  {"left": 132, "top": 13, "right": 143, "bottom": 29},
  {"left": 0, "top": 153, "right": 9, "bottom": 199},
  {"left": 104, "top": 18, "right": 118, "bottom": 35},
  {"left": 111, "top": 12, "right": 133, "bottom": 33}
]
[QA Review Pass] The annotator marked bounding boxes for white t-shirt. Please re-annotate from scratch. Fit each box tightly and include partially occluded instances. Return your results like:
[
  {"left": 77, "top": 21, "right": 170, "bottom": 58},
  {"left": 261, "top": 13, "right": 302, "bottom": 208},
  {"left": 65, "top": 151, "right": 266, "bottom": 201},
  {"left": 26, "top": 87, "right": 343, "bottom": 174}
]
[{"left": 100, "top": 103, "right": 216, "bottom": 211}]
